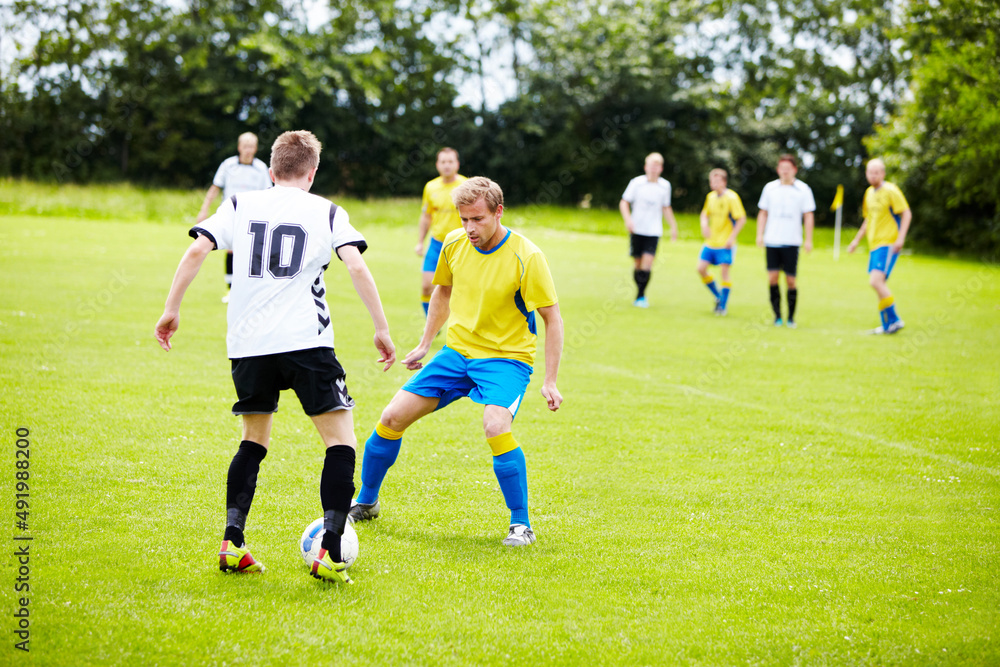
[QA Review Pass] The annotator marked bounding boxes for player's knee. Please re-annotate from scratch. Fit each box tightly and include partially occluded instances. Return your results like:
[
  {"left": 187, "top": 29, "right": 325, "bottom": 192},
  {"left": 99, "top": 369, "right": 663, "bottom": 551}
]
[
  {"left": 380, "top": 407, "right": 406, "bottom": 432},
  {"left": 868, "top": 273, "right": 884, "bottom": 289},
  {"left": 483, "top": 418, "right": 509, "bottom": 440}
]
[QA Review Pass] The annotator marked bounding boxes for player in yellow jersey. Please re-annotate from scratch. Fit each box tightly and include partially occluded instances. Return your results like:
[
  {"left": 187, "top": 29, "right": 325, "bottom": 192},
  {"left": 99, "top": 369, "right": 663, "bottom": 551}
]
[
  {"left": 696, "top": 168, "right": 747, "bottom": 316},
  {"left": 848, "top": 158, "right": 912, "bottom": 334},
  {"left": 350, "top": 177, "right": 564, "bottom": 547},
  {"left": 416, "top": 148, "right": 467, "bottom": 315}
]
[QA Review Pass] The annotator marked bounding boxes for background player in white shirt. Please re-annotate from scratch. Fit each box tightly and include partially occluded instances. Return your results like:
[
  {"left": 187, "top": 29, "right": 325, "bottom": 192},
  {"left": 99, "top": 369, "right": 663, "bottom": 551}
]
[
  {"left": 195, "top": 132, "right": 273, "bottom": 301},
  {"left": 619, "top": 152, "right": 678, "bottom": 307},
  {"left": 156, "top": 130, "right": 396, "bottom": 584},
  {"left": 756, "top": 155, "right": 816, "bottom": 328}
]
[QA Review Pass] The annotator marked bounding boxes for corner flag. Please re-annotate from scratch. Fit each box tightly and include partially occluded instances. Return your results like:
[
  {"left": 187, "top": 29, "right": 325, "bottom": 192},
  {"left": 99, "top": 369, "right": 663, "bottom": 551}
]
[{"left": 831, "top": 185, "right": 844, "bottom": 260}]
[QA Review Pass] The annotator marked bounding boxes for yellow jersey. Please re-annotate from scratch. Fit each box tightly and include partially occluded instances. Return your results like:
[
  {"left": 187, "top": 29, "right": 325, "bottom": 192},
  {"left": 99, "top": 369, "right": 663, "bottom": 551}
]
[
  {"left": 701, "top": 189, "right": 747, "bottom": 248},
  {"left": 433, "top": 227, "right": 558, "bottom": 365},
  {"left": 422, "top": 175, "right": 468, "bottom": 241},
  {"left": 862, "top": 182, "right": 909, "bottom": 248}
]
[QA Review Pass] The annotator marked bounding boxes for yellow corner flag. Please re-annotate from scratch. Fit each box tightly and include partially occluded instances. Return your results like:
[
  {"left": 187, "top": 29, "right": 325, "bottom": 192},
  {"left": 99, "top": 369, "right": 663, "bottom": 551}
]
[{"left": 830, "top": 184, "right": 844, "bottom": 211}]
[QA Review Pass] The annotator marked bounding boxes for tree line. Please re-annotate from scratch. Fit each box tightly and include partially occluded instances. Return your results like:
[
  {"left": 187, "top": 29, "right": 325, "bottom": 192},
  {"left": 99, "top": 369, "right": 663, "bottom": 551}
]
[{"left": 1, "top": 0, "right": 996, "bottom": 254}]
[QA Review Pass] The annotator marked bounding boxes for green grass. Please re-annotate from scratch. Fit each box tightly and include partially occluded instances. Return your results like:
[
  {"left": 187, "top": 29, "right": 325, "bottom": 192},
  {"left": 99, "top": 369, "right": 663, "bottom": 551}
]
[{"left": 1, "top": 182, "right": 998, "bottom": 665}]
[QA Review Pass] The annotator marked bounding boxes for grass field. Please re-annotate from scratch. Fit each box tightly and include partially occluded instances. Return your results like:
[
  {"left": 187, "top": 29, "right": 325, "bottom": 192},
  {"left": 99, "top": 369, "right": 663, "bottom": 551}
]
[{"left": 1, "top": 180, "right": 999, "bottom": 665}]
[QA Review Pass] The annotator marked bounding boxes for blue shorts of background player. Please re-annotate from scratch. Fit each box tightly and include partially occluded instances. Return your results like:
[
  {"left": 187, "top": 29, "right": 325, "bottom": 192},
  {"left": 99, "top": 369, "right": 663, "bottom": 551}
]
[
  {"left": 868, "top": 245, "right": 899, "bottom": 279},
  {"left": 699, "top": 245, "right": 734, "bottom": 266},
  {"left": 422, "top": 237, "right": 444, "bottom": 273},
  {"left": 403, "top": 346, "right": 533, "bottom": 417}
]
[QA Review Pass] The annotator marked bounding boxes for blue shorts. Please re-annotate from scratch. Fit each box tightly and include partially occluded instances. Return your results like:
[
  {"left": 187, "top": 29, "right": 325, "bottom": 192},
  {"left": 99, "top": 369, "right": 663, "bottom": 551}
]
[
  {"left": 422, "top": 237, "right": 444, "bottom": 273},
  {"left": 868, "top": 246, "right": 899, "bottom": 279},
  {"left": 699, "top": 246, "right": 734, "bottom": 266},
  {"left": 402, "top": 346, "right": 533, "bottom": 417}
]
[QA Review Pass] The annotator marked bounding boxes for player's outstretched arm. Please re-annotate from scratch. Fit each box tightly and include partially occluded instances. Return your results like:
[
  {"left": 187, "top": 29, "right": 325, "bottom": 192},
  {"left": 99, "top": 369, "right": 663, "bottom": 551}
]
[
  {"left": 337, "top": 245, "right": 396, "bottom": 371},
  {"left": 664, "top": 206, "right": 679, "bottom": 241},
  {"left": 196, "top": 185, "right": 222, "bottom": 223},
  {"left": 891, "top": 209, "right": 912, "bottom": 253},
  {"left": 619, "top": 200, "right": 634, "bottom": 234},
  {"left": 404, "top": 285, "right": 451, "bottom": 371},
  {"left": 155, "top": 235, "right": 214, "bottom": 351},
  {"left": 415, "top": 211, "right": 432, "bottom": 256},
  {"left": 756, "top": 210, "right": 768, "bottom": 247},
  {"left": 847, "top": 220, "right": 867, "bottom": 254},
  {"left": 803, "top": 212, "right": 815, "bottom": 253},
  {"left": 537, "top": 303, "right": 564, "bottom": 412},
  {"left": 727, "top": 216, "right": 747, "bottom": 249}
]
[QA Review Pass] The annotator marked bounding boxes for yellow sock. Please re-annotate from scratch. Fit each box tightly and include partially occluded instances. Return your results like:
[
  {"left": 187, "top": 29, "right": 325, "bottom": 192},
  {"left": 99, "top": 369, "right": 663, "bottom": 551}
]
[
  {"left": 375, "top": 422, "right": 404, "bottom": 440},
  {"left": 487, "top": 432, "right": 519, "bottom": 456}
]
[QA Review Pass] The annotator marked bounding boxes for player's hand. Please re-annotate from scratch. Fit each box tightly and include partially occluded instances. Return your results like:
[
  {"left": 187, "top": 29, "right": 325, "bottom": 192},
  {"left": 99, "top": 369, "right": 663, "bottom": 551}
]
[
  {"left": 725, "top": 239, "right": 735, "bottom": 249},
  {"left": 541, "top": 382, "right": 562, "bottom": 411},
  {"left": 373, "top": 330, "right": 396, "bottom": 371},
  {"left": 402, "top": 343, "right": 430, "bottom": 371},
  {"left": 414, "top": 242, "right": 424, "bottom": 257},
  {"left": 891, "top": 241, "right": 904, "bottom": 254},
  {"left": 155, "top": 312, "right": 179, "bottom": 351},
  {"left": 804, "top": 240, "right": 813, "bottom": 253},
  {"left": 847, "top": 241, "right": 857, "bottom": 254},
  {"left": 671, "top": 229, "right": 678, "bottom": 242},
  {"left": 756, "top": 235, "right": 764, "bottom": 248},
  {"left": 624, "top": 221, "right": 634, "bottom": 234}
]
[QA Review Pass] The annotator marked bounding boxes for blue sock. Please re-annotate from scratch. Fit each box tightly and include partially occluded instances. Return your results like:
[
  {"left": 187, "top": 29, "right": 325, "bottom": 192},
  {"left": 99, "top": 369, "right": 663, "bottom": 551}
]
[
  {"left": 720, "top": 282, "right": 732, "bottom": 310},
  {"left": 492, "top": 447, "right": 530, "bottom": 528},
  {"left": 421, "top": 301, "right": 429, "bottom": 316},
  {"left": 356, "top": 426, "right": 402, "bottom": 504},
  {"left": 703, "top": 278, "right": 720, "bottom": 299},
  {"left": 883, "top": 304, "right": 899, "bottom": 326}
]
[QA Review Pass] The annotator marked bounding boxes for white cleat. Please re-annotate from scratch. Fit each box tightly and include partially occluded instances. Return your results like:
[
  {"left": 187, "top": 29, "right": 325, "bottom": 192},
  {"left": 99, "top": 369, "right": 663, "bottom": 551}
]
[
  {"left": 886, "top": 320, "right": 905, "bottom": 334},
  {"left": 502, "top": 524, "right": 536, "bottom": 546}
]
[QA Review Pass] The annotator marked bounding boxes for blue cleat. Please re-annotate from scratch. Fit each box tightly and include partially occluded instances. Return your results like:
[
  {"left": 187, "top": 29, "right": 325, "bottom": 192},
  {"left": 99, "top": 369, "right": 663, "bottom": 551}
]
[
  {"left": 633, "top": 297, "right": 649, "bottom": 308},
  {"left": 774, "top": 318, "right": 783, "bottom": 327}
]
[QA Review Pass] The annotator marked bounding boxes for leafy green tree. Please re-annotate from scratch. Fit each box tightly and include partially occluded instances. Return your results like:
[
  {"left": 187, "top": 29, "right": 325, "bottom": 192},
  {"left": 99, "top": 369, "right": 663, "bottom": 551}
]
[{"left": 867, "top": 0, "right": 1000, "bottom": 254}]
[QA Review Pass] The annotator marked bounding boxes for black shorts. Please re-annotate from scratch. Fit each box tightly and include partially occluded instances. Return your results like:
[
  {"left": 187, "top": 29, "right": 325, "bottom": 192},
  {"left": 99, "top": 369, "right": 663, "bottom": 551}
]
[
  {"left": 630, "top": 233, "right": 660, "bottom": 258},
  {"left": 230, "top": 348, "right": 354, "bottom": 416},
  {"left": 766, "top": 245, "right": 800, "bottom": 276}
]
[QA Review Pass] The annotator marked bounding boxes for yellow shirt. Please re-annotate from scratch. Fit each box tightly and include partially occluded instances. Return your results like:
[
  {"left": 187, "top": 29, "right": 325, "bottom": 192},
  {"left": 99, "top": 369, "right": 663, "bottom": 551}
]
[
  {"left": 422, "top": 175, "right": 468, "bottom": 241},
  {"left": 862, "top": 182, "right": 909, "bottom": 248},
  {"left": 434, "top": 228, "right": 558, "bottom": 365},
  {"left": 701, "top": 189, "right": 747, "bottom": 248}
]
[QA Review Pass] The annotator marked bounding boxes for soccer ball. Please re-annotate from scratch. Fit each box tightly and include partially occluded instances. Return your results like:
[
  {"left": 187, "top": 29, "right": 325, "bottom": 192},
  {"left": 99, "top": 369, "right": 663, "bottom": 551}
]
[{"left": 299, "top": 518, "right": 359, "bottom": 568}]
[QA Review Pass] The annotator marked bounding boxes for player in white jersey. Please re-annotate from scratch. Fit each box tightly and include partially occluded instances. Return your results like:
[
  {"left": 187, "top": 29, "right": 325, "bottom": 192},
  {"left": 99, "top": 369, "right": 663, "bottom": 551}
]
[
  {"left": 619, "top": 152, "right": 678, "bottom": 307},
  {"left": 156, "top": 130, "right": 396, "bottom": 584},
  {"left": 196, "top": 132, "right": 273, "bottom": 302},
  {"left": 756, "top": 155, "right": 816, "bottom": 328}
]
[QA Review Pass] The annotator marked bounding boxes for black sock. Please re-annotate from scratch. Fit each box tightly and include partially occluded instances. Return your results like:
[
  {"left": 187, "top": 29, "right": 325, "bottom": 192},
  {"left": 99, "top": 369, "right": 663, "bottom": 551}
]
[
  {"left": 634, "top": 270, "right": 651, "bottom": 298},
  {"left": 224, "top": 440, "right": 267, "bottom": 546},
  {"left": 769, "top": 284, "right": 781, "bottom": 319},
  {"left": 787, "top": 288, "right": 798, "bottom": 322},
  {"left": 320, "top": 445, "right": 356, "bottom": 560}
]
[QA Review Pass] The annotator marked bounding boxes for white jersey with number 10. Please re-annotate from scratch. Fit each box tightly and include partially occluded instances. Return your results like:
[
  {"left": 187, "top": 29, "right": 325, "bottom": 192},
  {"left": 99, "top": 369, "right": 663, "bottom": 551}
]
[{"left": 192, "top": 185, "right": 367, "bottom": 359}]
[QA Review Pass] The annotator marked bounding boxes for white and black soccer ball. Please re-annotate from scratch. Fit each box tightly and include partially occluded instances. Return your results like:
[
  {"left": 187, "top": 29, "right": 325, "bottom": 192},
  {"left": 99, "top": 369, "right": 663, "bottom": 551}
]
[{"left": 299, "top": 518, "right": 359, "bottom": 568}]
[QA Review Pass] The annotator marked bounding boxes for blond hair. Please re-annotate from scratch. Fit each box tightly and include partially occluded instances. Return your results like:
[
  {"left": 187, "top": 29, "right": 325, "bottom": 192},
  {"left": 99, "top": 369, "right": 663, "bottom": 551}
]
[
  {"left": 709, "top": 168, "right": 728, "bottom": 182},
  {"left": 237, "top": 132, "right": 258, "bottom": 147},
  {"left": 452, "top": 176, "right": 504, "bottom": 213},
  {"left": 270, "top": 131, "right": 321, "bottom": 180},
  {"left": 645, "top": 152, "right": 664, "bottom": 165}
]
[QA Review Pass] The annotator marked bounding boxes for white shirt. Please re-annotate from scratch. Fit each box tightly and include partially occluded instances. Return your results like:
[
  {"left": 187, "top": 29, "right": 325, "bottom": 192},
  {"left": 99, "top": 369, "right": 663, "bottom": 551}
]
[
  {"left": 621, "top": 176, "right": 672, "bottom": 237},
  {"left": 757, "top": 179, "right": 816, "bottom": 247},
  {"left": 193, "top": 186, "right": 366, "bottom": 358},
  {"left": 212, "top": 156, "right": 273, "bottom": 199}
]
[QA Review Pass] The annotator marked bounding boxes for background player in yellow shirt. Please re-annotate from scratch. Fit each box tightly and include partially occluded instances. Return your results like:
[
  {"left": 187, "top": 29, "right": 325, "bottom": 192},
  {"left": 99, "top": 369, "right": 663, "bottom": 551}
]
[
  {"left": 415, "top": 148, "right": 467, "bottom": 315},
  {"left": 351, "top": 177, "right": 564, "bottom": 547},
  {"left": 848, "top": 158, "right": 912, "bottom": 334},
  {"left": 696, "top": 168, "right": 746, "bottom": 315}
]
